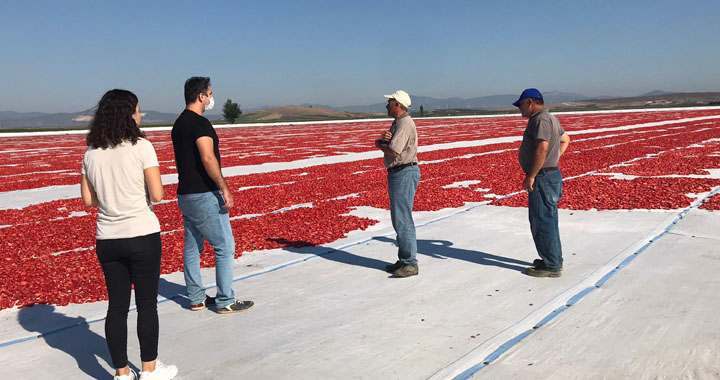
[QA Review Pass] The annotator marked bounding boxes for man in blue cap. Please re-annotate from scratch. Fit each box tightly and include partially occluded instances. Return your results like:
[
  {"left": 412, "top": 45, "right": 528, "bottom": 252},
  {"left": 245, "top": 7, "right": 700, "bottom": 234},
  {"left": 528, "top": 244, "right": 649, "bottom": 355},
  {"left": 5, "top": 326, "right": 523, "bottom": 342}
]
[{"left": 514, "top": 88, "right": 571, "bottom": 277}]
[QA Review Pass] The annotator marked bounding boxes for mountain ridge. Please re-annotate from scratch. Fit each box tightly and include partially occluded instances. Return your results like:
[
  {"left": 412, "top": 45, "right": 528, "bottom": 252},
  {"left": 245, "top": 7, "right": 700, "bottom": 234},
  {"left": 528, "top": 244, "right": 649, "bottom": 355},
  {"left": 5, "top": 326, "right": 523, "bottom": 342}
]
[{"left": 3, "top": 91, "right": 719, "bottom": 129}]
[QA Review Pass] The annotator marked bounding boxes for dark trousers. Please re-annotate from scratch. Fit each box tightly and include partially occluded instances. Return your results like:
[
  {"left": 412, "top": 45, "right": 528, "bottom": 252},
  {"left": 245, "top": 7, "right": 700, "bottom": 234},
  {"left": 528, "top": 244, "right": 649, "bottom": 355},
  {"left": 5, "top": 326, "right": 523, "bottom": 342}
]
[{"left": 96, "top": 232, "right": 161, "bottom": 368}]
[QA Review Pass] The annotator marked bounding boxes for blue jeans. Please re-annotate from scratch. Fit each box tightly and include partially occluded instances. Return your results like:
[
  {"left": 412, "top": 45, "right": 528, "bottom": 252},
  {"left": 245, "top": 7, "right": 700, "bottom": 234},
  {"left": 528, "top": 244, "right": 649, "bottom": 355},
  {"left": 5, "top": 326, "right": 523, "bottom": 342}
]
[
  {"left": 528, "top": 168, "right": 563, "bottom": 270},
  {"left": 177, "top": 191, "right": 236, "bottom": 308},
  {"left": 388, "top": 165, "right": 420, "bottom": 266}
]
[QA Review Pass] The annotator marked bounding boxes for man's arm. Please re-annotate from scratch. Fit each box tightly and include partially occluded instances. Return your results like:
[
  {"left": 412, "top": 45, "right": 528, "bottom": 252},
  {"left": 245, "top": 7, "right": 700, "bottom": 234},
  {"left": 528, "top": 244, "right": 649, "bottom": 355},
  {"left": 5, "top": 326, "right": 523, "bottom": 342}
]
[
  {"left": 375, "top": 130, "right": 399, "bottom": 157},
  {"left": 375, "top": 140, "right": 399, "bottom": 157},
  {"left": 559, "top": 132, "right": 570, "bottom": 157},
  {"left": 384, "top": 121, "right": 412, "bottom": 158},
  {"left": 523, "top": 139, "right": 549, "bottom": 192},
  {"left": 196, "top": 136, "right": 233, "bottom": 209}
]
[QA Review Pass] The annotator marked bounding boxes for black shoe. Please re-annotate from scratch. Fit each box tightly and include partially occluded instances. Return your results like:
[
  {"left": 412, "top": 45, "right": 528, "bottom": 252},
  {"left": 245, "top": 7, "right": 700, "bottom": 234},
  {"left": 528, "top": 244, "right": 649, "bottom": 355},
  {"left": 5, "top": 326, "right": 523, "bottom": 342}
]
[
  {"left": 216, "top": 300, "right": 254, "bottom": 314},
  {"left": 392, "top": 265, "right": 419, "bottom": 278},
  {"left": 190, "top": 295, "right": 216, "bottom": 311},
  {"left": 533, "top": 259, "right": 562, "bottom": 271},
  {"left": 385, "top": 261, "right": 403, "bottom": 273}
]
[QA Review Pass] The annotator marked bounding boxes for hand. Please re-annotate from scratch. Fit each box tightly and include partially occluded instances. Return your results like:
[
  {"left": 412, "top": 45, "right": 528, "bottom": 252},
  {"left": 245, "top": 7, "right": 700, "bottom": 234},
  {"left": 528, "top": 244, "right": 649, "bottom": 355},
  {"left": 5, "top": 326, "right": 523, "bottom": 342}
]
[
  {"left": 523, "top": 176, "right": 535, "bottom": 192},
  {"left": 221, "top": 187, "right": 234, "bottom": 209},
  {"left": 381, "top": 130, "right": 392, "bottom": 141}
]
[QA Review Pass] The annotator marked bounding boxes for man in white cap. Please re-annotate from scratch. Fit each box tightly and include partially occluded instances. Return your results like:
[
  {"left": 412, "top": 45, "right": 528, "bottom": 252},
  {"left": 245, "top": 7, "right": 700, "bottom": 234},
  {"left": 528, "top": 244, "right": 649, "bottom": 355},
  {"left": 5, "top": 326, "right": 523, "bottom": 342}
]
[{"left": 375, "top": 90, "right": 420, "bottom": 277}]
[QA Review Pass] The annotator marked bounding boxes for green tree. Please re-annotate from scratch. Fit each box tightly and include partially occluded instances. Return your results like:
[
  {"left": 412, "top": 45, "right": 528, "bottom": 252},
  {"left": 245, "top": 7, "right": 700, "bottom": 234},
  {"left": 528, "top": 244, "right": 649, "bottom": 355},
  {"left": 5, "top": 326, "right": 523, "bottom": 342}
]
[{"left": 223, "top": 99, "right": 242, "bottom": 123}]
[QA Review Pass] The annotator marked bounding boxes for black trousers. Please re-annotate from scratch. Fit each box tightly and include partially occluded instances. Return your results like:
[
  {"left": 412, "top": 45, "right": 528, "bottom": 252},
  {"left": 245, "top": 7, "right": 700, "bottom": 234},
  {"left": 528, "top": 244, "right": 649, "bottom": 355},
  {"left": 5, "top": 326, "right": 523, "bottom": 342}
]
[{"left": 96, "top": 232, "right": 161, "bottom": 368}]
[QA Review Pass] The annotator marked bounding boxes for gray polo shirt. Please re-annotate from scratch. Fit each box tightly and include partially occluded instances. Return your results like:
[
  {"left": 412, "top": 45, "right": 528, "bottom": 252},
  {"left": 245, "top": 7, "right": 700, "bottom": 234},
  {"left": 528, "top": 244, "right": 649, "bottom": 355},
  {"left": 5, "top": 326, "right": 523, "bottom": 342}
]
[
  {"left": 384, "top": 113, "right": 418, "bottom": 169},
  {"left": 518, "top": 108, "right": 566, "bottom": 174}
]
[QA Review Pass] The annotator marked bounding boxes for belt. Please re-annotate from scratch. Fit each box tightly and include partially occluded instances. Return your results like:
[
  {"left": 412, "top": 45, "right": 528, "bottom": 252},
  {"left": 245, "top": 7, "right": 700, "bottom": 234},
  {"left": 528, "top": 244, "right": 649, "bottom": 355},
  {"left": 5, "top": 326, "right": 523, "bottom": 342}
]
[
  {"left": 538, "top": 166, "right": 559, "bottom": 175},
  {"left": 387, "top": 162, "right": 417, "bottom": 173}
]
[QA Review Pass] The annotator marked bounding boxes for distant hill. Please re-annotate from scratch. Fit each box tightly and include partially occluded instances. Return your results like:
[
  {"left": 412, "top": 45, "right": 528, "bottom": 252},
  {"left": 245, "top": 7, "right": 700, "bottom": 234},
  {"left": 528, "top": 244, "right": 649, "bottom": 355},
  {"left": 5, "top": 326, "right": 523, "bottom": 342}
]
[
  {"left": 236, "top": 106, "right": 380, "bottom": 123},
  {"left": 2, "top": 90, "right": 719, "bottom": 129},
  {"left": 639, "top": 90, "right": 677, "bottom": 97},
  {"left": 547, "top": 92, "right": 720, "bottom": 111},
  {"left": 0, "top": 105, "right": 378, "bottom": 129},
  {"left": 0, "top": 108, "right": 220, "bottom": 129},
  {"left": 329, "top": 91, "right": 593, "bottom": 113}
]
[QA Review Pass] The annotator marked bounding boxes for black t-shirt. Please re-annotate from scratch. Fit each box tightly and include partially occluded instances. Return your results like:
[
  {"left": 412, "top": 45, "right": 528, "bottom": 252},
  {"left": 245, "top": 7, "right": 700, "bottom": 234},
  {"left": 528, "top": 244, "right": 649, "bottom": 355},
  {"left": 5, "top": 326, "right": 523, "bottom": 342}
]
[{"left": 171, "top": 109, "right": 222, "bottom": 195}]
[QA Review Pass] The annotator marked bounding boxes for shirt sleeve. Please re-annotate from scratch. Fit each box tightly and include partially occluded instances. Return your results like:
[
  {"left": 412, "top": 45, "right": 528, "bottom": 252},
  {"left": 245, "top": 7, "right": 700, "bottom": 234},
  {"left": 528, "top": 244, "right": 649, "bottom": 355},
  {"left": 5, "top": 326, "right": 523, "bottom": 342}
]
[
  {"left": 191, "top": 119, "right": 215, "bottom": 141},
  {"left": 139, "top": 139, "right": 160, "bottom": 169},
  {"left": 81, "top": 153, "right": 87, "bottom": 174},
  {"left": 388, "top": 119, "right": 411, "bottom": 154},
  {"left": 535, "top": 117, "right": 553, "bottom": 142}
]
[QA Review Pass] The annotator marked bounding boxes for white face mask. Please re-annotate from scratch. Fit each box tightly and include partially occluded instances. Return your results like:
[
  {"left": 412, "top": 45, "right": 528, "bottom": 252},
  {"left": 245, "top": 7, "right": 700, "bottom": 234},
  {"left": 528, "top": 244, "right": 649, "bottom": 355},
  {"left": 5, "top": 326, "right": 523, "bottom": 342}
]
[{"left": 204, "top": 96, "right": 215, "bottom": 111}]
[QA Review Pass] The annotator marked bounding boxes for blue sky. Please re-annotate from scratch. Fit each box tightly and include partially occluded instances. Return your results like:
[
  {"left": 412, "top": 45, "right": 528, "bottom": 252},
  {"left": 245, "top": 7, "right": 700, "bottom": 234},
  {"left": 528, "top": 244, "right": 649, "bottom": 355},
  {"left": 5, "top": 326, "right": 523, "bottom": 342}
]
[{"left": 1, "top": 0, "right": 719, "bottom": 113}]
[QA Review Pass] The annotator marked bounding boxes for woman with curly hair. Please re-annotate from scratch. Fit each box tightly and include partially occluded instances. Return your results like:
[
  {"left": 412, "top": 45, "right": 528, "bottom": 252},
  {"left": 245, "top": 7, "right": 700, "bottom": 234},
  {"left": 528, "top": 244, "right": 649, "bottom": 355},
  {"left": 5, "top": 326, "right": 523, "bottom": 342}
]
[{"left": 81, "top": 89, "right": 178, "bottom": 380}]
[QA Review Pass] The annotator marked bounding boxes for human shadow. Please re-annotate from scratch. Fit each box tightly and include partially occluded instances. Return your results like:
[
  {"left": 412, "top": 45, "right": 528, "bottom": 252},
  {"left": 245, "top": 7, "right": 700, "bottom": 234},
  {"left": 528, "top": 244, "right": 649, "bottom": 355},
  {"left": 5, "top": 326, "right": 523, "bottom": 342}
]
[
  {"left": 157, "top": 277, "right": 190, "bottom": 310},
  {"left": 372, "top": 236, "right": 531, "bottom": 273},
  {"left": 17, "top": 304, "right": 116, "bottom": 379},
  {"left": 267, "top": 238, "right": 388, "bottom": 272}
]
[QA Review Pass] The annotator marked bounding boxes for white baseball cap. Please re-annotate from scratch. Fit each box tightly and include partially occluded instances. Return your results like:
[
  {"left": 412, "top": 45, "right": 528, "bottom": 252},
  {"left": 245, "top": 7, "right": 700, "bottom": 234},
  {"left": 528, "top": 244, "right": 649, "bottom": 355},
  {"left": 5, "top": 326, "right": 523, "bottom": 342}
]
[{"left": 384, "top": 90, "right": 411, "bottom": 109}]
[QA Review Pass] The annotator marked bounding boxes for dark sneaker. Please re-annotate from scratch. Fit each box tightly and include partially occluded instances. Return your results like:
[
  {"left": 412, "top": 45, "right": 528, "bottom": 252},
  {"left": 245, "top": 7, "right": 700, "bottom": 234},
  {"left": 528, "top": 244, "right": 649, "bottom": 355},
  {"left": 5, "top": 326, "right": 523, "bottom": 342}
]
[
  {"left": 190, "top": 295, "right": 216, "bottom": 311},
  {"left": 533, "top": 259, "right": 563, "bottom": 271},
  {"left": 385, "top": 261, "right": 403, "bottom": 273},
  {"left": 526, "top": 267, "right": 562, "bottom": 278},
  {"left": 392, "top": 265, "right": 419, "bottom": 278},
  {"left": 216, "top": 300, "right": 254, "bottom": 314}
]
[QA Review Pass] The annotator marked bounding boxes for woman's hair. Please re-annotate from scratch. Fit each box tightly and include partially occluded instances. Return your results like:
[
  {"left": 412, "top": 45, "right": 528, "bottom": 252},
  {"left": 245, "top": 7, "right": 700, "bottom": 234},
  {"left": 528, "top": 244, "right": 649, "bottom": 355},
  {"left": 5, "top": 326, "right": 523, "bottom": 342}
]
[{"left": 86, "top": 89, "right": 144, "bottom": 149}]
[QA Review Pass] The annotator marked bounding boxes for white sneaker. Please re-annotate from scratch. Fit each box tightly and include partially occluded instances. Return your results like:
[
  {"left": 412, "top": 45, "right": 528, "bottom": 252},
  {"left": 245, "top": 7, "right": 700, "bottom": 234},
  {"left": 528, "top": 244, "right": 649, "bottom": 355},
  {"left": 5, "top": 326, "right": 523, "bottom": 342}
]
[
  {"left": 114, "top": 368, "right": 137, "bottom": 380},
  {"left": 139, "top": 360, "right": 178, "bottom": 380}
]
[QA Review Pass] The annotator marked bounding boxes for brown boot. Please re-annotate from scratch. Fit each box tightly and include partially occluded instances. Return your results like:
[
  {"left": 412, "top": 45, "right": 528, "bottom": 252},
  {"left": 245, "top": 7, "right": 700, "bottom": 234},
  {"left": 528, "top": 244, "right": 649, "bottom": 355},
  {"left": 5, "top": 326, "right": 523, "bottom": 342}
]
[
  {"left": 526, "top": 267, "right": 561, "bottom": 278},
  {"left": 393, "top": 265, "right": 419, "bottom": 278}
]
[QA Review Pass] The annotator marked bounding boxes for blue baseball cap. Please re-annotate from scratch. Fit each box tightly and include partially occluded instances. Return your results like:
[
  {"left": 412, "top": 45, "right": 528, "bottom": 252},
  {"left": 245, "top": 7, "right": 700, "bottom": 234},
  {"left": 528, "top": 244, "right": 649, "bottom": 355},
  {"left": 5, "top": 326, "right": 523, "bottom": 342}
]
[{"left": 512, "top": 88, "right": 543, "bottom": 107}]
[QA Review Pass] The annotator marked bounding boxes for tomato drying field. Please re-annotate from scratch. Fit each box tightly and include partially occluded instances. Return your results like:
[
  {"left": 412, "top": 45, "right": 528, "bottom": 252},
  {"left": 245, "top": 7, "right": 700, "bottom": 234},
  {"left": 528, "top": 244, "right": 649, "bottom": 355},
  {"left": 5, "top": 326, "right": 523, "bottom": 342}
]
[{"left": 2, "top": 108, "right": 720, "bottom": 311}]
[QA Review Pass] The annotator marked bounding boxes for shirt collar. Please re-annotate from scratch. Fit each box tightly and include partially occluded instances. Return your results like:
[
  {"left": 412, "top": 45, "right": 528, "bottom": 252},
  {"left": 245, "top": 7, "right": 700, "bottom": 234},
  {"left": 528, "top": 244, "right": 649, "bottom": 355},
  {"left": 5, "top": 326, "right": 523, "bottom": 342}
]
[{"left": 529, "top": 108, "right": 548, "bottom": 120}]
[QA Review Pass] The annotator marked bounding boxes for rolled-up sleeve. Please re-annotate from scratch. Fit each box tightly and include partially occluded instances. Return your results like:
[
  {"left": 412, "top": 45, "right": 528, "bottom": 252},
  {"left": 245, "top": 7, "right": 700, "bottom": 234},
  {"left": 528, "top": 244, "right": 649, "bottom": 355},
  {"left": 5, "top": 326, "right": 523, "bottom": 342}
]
[{"left": 388, "top": 120, "right": 411, "bottom": 154}]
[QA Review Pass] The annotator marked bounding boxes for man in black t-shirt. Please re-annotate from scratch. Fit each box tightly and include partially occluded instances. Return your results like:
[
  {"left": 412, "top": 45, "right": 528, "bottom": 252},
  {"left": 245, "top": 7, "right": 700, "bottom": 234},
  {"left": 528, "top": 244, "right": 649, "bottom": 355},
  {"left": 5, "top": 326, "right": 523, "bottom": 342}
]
[{"left": 171, "top": 77, "right": 253, "bottom": 314}]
